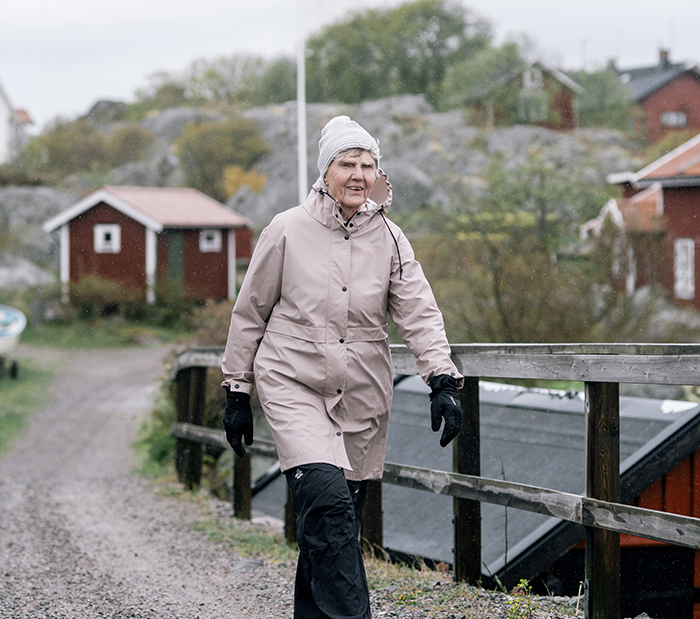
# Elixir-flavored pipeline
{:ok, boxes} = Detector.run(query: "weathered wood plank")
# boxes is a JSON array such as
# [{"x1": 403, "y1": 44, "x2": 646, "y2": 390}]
[
  {"x1": 454, "y1": 377, "x2": 481, "y2": 585},
  {"x1": 234, "y1": 453, "x2": 252, "y2": 520},
  {"x1": 584, "y1": 382, "x2": 621, "y2": 619},
  {"x1": 170, "y1": 422, "x2": 277, "y2": 458},
  {"x1": 171, "y1": 346, "x2": 224, "y2": 377},
  {"x1": 173, "y1": 344, "x2": 700, "y2": 385},
  {"x1": 583, "y1": 498, "x2": 700, "y2": 550},
  {"x1": 382, "y1": 463, "x2": 582, "y2": 523}
]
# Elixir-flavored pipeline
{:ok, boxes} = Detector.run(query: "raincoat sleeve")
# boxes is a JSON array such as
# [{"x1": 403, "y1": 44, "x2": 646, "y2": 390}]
[
  {"x1": 386, "y1": 226, "x2": 463, "y2": 388},
  {"x1": 221, "y1": 227, "x2": 284, "y2": 394}
]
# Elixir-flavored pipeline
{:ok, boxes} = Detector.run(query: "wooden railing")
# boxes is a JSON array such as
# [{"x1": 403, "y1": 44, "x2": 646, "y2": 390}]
[{"x1": 170, "y1": 344, "x2": 700, "y2": 619}]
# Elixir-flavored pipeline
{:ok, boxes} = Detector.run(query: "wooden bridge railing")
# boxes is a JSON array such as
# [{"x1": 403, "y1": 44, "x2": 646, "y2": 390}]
[{"x1": 170, "y1": 343, "x2": 700, "y2": 619}]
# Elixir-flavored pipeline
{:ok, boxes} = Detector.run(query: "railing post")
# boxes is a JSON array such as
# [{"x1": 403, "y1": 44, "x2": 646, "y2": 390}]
[
  {"x1": 362, "y1": 479, "x2": 383, "y2": 555},
  {"x1": 233, "y1": 453, "x2": 252, "y2": 520},
  {"x1": 175, "y1": 367, "x2": 207, "y2": 489},
  {"x1": 454, "y1": 376, "x2": 481, "y2": 585},
  {"x1": 584, "y1": 382, "x2": 621, "y2": 619}
]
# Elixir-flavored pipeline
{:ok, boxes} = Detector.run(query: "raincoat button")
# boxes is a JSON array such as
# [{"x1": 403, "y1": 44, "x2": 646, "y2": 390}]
[
  {"x1": 336, "y1": 432, "x2": 341, "y2": 436},
  {"x1": 234, "y1": 383, "x2": 240, "y2": 389},
  {"x1": 339, "y1": 338, "x2": 345, "y2": 343},
  {"x1": 342, "y1": 286, "x2": 347, "y2": 291},
  {"x1": 337, "y1": 389, "x2": 342, "y2": 394},
  {"x1": 349, "y1": 223, "x2": 354, "y2": 227},
  {"x1": 344, "y1": 234, "x2": 349, "y2": 240}
]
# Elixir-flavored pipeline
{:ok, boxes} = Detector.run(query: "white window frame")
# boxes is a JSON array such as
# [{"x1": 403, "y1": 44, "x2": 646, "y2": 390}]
[
  {"x1": 94, "y1": 224, "x2": 121, "y2": 254},
  {"x1": 199, "y1": 229, "x2": 222, "y2": 253},
  {"x1": 674, "y1": 237, "x2": 695, "y2": 300},
  {"x1": 661, "y1": 111, "x2": 687, "y2": 128}
]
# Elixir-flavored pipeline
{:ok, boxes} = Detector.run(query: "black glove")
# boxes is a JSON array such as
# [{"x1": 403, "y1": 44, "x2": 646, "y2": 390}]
[
  {"x1": 223, "y1": 388, "x2": 253, "y2": 457},
  {"x1": 428, "y1": 374, "x2": 462, "y2": 448}
]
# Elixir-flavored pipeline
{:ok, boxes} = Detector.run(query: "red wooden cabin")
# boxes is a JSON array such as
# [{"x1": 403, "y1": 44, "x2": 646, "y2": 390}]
[
  {"x1": 43, "y1": 186, "x2": 252, "y2": 303},
  {"x1": 617, "y1": 49, "x2": 700, "y2": 142}
]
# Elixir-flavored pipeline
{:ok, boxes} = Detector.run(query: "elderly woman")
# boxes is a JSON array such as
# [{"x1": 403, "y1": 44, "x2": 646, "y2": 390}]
[{"x1": 221, "y1": 116, "x2": 463, "y2": 619}]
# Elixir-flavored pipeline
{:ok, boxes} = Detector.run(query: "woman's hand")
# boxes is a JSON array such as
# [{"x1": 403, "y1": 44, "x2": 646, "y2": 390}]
[
  {"x1": 223, "y1": 389, "x2": 254, "y2": 457},
  {"x1": 428, "y1": 375, "x2": 462, "y2": 447}
]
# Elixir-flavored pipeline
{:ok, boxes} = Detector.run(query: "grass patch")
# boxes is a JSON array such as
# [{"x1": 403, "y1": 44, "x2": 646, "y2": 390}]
[
  {"x1": 133, "y1": 377, "x2": 178, "y2": 478},
  {"x1": 22, "y1": 321, "x2": 182, "y2": 349},
  {"x1": 0, "y1": 359, "x2": 53, "y2": 456},
  {"x1": 191, "y1": 518, "x2": 298, "y2": 563}
]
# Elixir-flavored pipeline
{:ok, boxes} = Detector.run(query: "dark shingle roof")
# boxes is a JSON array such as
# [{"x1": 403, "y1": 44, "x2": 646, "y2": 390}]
[{"x1": 618, "y1": 62, "x2": 698, "y2": 101}]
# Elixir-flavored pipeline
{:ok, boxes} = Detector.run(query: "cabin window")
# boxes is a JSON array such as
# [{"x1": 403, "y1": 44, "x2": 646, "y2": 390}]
[
  {"x1": 523, "y1": 67, "x2": 543, "y2": 89},
  {"x1": 94, "y1": 224, "x2": 121, "y2": 254},
  {"x1": 661, "y1": 111, "x2": 687, "y2": 128},
  {"x1": 674, "y1": 238, "x2": 695, "y2": 300},
  {"x1": 199, "y1": 229, "x2": 222, "y2": 253}
]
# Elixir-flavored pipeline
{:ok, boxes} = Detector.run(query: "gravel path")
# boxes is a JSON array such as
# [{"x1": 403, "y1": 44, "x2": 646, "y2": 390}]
[
  {"x1": 0, "y1": 345, "x2": 588, "y2": 619},
  {"x1": 0, "y1": 345, "x2": 295, "y2": 619}
]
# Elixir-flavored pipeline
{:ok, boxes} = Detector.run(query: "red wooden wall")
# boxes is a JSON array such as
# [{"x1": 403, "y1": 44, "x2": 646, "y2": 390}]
[
  {"x1": 69, "y1": 202, "x2": 146, "y2": 292},
  {"x1": 643, "y1": 73, "x2": 700, "y2": 142}
]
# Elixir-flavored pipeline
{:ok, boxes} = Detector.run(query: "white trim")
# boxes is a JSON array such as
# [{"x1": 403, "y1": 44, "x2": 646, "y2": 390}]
[
  {"x1": 145, "y1": 228, "x2": 157, "y2": 305},
  {"x1": 674, "y1": 238, "x2": 695, "y2": 300},
  {"x1": 43, "y1": 188, "x2": 164, "y2": 233},
  {"x1": 228, "y1": 229, "x2": 237, "y2": 301},
  {"x1": 606, "y1": 133, "x2": 700, "y2": 186},
  {"x1": 93, "y1": 223, "x2": 121, "y2": 253},
  {"x1": 633, "y1": 132, "x2": 700, "y2": 182},
  {"x1": 199, "y1": 229, "x2": 222, "y2": 253},
  {"x1": 59, "y1": 224, "x2": 70, "y2": 304}
]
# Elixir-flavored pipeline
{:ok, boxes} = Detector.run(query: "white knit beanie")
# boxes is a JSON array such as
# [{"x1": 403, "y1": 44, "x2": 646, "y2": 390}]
[{"x1": 317, "y1": 116, "x2": 381, "y2": 176}]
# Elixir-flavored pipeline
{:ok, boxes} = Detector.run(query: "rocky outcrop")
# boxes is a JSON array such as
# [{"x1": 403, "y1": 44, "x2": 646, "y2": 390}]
[
  {"x1": 0, "y1": 186, "x2": 80, "y2": 269},
  {"x1": 229, "y1": 94, "x2": 643, "y2": 226}
]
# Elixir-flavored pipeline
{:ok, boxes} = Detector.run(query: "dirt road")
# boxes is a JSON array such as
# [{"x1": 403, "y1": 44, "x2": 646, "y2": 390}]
[{"x1": 0, "y1": 345, "x2": 294, "y2": 619}]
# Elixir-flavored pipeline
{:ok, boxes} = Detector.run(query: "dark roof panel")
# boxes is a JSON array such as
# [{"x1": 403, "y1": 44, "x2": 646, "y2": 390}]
[{"x1": 383, "y1": 377, "x2": 700, "y2": 572}]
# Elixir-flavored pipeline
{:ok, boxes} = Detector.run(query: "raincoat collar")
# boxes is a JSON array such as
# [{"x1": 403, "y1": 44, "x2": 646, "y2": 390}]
[{"x1": 304, "y1": 169, "x2": 392, "y2": 228}]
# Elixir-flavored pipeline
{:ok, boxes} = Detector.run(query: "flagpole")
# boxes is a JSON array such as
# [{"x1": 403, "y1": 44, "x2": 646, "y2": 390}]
[{"x1": 296, "y1": 0, "x2": 308, "y2": 205}]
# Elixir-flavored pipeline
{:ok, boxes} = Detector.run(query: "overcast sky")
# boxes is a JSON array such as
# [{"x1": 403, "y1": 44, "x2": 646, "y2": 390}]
[{"x1": 1, "y1": 0, "x2": 699, "y2": 132}]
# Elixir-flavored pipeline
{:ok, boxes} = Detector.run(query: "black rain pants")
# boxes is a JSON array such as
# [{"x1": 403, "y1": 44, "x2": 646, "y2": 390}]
[{"x1": 285, "y1": 463, "x2": 371, "y2": 619}]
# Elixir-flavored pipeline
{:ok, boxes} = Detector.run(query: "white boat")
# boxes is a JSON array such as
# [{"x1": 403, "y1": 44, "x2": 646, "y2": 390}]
[{"x1": 0, "y1": 305, "x2": 27, "y2": 355}]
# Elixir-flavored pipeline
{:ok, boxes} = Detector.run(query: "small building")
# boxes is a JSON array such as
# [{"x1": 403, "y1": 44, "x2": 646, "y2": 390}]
[
  {"x1": 616, "y1": 49, "x2": 700, "y2": 142},
  {"x1": 0, "y1": 80, "x2": 32, "y2": 164},
  {"x1": 587, "y1": 133, "x2": 700, "y2": 310},
  {"x1": 471, "y1": 61, "x2": 583, "y2": 130},
  {"x1": 42, "y1": 185, "x2": 253, "y2": 304}
]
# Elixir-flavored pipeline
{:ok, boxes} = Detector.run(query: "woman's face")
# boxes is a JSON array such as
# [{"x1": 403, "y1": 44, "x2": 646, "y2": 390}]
[{"x1": 324, "y1": 150, "x2": 377, "y2": 215}]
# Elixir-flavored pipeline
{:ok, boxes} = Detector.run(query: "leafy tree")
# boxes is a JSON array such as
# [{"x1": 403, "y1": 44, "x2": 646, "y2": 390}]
[
  {"x1": 250, "y1": 57, "x2": 297, "y2": 106},
  {"x1": 439, "y1": 42, "x2": 526, "y2": 119},
  {"x1": 105, "y1": 125, "x2": 156, "y2": 168},
  {"x1": 305, "y1": 0, "x2": 492, "y2": 104},
  {"x1": 175, "y1": 117, "x2": 270, "y2": 201},
  {"x1": 184, "y1": 55, "x2": 266, "y2": 106},
  {"x1": 21, "y1": 119, "x2": 107, "y2": 177},
  {"x1": 574, "y1": 67, "x2": 636, "y2": 130},
  {"x1": 405, "y1": 152, "x2": 625, "y2": 344},
  {"x1": 129, "y1": 75, "x2": 195, "y2": 118}
]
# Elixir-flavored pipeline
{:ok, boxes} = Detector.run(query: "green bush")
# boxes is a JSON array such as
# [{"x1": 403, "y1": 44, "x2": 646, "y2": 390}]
[{"x1": 176, "y1": 116, "x2": 269, "y2": 201}]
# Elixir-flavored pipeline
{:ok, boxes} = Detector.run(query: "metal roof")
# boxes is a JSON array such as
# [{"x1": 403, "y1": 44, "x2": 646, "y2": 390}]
[
  {"x1": 251, "y1": 377, "x2": 700, "y2": 583},
  {"x1": 382, "y1": 377, "x2": 700, "y2": 577},
  {"x1": 43, "y1": 185, "x2": 251, "y2": 234}
]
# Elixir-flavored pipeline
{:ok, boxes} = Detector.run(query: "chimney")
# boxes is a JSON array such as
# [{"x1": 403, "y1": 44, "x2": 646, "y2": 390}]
[
  {"x1": 659, "y1": 49, "x2": 670, "y2": 66},
  {"x1": 607, "y1": 58, "x2": 617, "y2": 71}
]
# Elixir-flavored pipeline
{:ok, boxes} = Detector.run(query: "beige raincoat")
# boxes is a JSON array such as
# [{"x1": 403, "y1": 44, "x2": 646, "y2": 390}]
[{"x1": 221, "y1": 171, "x2": 462, "y2": 480}]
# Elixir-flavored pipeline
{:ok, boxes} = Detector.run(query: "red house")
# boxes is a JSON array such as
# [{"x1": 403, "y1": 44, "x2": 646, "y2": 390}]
[
  {"x1": 617, "y1": 49, "x2": 700, "y2": 142},
  {"x1": 43, "y1": 186, "x2": 252, "y2": 303},
  {"x1": 585, "y1": 133, "x2": 700, "y2": 309}
]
